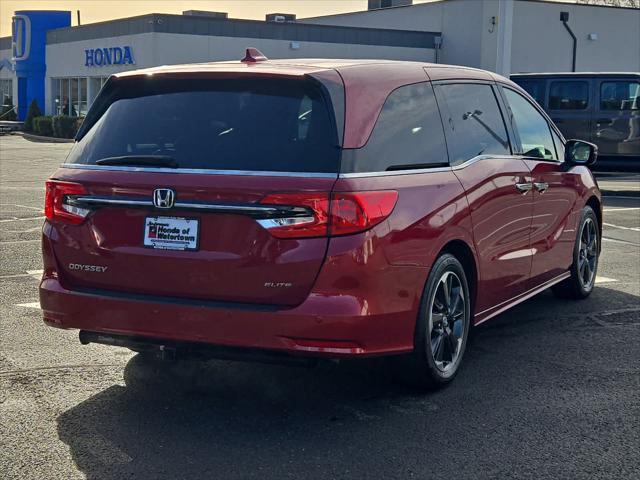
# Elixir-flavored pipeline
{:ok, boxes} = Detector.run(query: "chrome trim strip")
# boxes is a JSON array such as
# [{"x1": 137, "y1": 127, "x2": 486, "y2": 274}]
[
  {"x1": 61, "y1": 163, "x2": 337, "y2": 178},
  {"x1": 338, "y1": 166, "x2": 452, "y2": 179},
  {"x1": 337, "y1": 155, "x2": 508, "y2": 179},
  {"x1": 75, "y1": 197, "x2": 153, "y2": 207},
  {"x1": 73, "y1": 196, "x2": 287, "y2": 216},
  {"x1": 173, "y1": 202, "x2": 281, "y2": 214}
]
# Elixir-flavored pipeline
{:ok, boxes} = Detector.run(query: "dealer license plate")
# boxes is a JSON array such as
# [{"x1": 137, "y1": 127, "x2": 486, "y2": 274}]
[{"x1": 144, "y1": 216, "x2": 199, "y2": 251}]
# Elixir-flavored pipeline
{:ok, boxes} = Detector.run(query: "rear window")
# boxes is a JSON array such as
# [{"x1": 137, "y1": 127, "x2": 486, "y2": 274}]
[
  {"x1": 549, "y1": 81, "x2": 589, "y2": 110},
  {"x1": 67, "y1": 77, "x2": 340, "y2": 173}
]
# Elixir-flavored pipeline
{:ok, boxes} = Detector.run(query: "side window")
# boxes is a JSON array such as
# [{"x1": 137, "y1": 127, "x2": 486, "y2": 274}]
[
  {"x1": 503, "y1": 88, "x2": 557, "y2": 160},
  {"x1": 515, "y1": 80, "x2": 545, "y2": 106},
  {"x1": 600, "y1": 81, "x2": 640, "y2": 111},
  {"x1": 549, "y1": 81, "x2": 589, "y2": 110},
  {"x1": 341, "y1": 82, "x2": 449, "y2": 173},
  {"x1": 436, "y1": 83, "x2": 510, "y2": 165}
]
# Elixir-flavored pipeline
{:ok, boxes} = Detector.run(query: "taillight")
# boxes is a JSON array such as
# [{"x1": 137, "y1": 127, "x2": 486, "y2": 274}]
[
  {"x1": 259, "y1": 191, "x2": 397, "y2": 238},
  {"x1": 330, "y1": 191, "x2": 398, "y2": 236},
  {"x1": 259, "y1": 193, "x2": 330, "y2": 238},
  {"x1": 44, "y1": 181, "x2": 89, "y2": 225}
]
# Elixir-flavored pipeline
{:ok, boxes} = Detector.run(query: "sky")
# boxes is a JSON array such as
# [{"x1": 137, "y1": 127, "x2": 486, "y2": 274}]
[{"x1": 0, "y1": 0, "x2": 440, "y2": 37}]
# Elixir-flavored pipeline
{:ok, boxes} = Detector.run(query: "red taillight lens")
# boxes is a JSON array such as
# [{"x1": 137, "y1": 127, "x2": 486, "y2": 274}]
[
  {"x1": 259, "y1": 191, "x2": 397, "y2": 238},
  {"x1": 44, "y1": 180, "x2": 89, "y2": 225},
  {"x1": 330, "y1": 191, "x2": 398, "y2": 236}
]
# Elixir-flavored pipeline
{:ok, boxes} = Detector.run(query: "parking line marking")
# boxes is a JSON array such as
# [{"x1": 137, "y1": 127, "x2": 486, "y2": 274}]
[
  {"x1": 0, "y1": 239, "x2": 40, "y2": 245},
  {"x1": 0, "y1": 216, "x2": 44, "y2": 223},
  {"x1": 602, "y1": 237, "x2": 640, "y2": 246},
  {"x1": 0, "y1": 204, "x2": 41, "y2": 211},
  {"x1": 16, "y1": 302, "x2": 40, "y2": 309},
  {"x1": 26, "y1": 269, "x2": 43, "y2": 280},
  {"x1": 595, "y1": 276, "x2": 618, "y2": 284},
  {"x1": 603, "y1": 222, "x2": 640, "y2": 232},
  {"x1": 603, "y1": 207, "x2": 640, "y2": 212}
]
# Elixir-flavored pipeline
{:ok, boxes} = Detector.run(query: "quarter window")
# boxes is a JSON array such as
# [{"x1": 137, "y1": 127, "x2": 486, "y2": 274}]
[
  {"x1": 340, "y1": 82, "x2": 449, "y2": 173},
  {"x1": 436, "y1": 83, "x2": 510, "y2": 165},
  {"x1": 503, "y1": 88, "x2": 557, "y2": 160},
  {"x1": 549, "y1": 81, "x2": 589, "y2": 110},
  {"x1": 600, "y1": 81, "x2": 639, "y2": 110}
]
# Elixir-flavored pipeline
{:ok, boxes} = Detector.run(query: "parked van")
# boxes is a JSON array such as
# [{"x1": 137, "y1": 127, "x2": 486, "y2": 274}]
[
  {"x1": 41, "y1": 52, "x2": 602, "y2": 389},
  {"x1": 511, "y1": 73, "x2": 639, "y2": 170}
]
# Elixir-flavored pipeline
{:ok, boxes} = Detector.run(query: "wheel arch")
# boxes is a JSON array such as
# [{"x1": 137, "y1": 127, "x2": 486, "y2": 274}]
[
  {"x1": 585, "y1": 195, "x2": 602, "y2": 252},
  {"x1": 439, "y1": 239, "x2": 478, "y2": 315}
]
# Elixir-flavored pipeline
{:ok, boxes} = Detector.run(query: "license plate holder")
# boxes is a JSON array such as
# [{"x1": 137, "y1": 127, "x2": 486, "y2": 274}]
[{"x1": 144, "y1": 216, "x2": 199, "y2": 251}]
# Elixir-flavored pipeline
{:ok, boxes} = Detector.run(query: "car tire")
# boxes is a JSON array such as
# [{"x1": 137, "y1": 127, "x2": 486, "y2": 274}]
[
  {"x1": 391, "y1": 253, "x2": 471, "y2": 390},
  {"x1": 552, "y1": 205, "x2": 599, "y2": 300}
]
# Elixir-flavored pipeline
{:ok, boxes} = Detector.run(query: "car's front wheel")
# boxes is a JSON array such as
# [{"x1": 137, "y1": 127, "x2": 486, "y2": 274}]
[
  {"x1": 552, "y1": 205, "x2": 599, "y2": 299},
  {"x1": 392, "y1": 253, "x2": 471, "y2": 390}
]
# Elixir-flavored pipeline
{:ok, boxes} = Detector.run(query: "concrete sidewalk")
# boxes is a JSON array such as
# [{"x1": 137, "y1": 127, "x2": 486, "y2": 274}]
[{"x1": 595, "y1": 173, "x2": 640, "y2": 197}]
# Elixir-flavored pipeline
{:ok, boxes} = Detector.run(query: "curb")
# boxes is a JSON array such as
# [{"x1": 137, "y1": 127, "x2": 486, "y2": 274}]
[{"x1": 19, "y1": 132, "x2": 75, "y2": 144}]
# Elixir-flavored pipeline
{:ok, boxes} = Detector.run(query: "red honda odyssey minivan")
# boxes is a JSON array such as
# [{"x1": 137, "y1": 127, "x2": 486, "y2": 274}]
[{"x1": 40, "y1": 51, "x2": 602, "y2": 388}]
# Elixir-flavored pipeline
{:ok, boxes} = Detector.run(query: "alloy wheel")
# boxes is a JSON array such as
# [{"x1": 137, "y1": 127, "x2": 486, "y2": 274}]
[
  {"x1": 428, "y1": 271, "x2": 466, "y2": 373},
  {"x1": 578, "y1": 217, "x2": 598, "y2": 290}
]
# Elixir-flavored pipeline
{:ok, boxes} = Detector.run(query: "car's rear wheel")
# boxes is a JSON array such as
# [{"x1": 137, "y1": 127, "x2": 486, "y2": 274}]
[
  {"x1": 552, "y1": 205, "x2": 599, "y2": 299},
  {"x1": 391, "y1": 253, "x2": 471, "y2": 390}
]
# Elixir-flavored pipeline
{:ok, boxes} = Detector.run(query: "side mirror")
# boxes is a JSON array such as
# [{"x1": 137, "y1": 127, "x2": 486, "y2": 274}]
[{"x1": 565, "y1": 139, "x2": 597, "y2": 167}]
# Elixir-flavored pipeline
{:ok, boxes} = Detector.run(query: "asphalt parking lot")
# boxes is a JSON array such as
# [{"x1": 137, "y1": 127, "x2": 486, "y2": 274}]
[{"x1": 0, "y1": 134, "x2": 638, "y2": 479}]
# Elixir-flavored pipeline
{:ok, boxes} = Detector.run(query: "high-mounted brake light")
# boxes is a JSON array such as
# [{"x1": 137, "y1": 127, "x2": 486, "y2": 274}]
[
  {"x1": 44, "y1": 181, "x2": 89, "y2": 225},
  {"x1": 259, "y1": 191, "x2": 397, "y2": 239}
]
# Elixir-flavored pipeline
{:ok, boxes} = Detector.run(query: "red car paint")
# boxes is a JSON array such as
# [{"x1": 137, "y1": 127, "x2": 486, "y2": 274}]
[{"x1": 39, "y1": 58, "x2": 601, "y2": 358}]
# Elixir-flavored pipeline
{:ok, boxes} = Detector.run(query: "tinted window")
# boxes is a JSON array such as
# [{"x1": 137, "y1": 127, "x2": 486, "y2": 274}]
[
  {"x1": 600, "y1": 81, "x2": 640, "y2": 110},
  {"x1": 340, "y1": 82, "x2": 448, "y2": 173},
  {"x1": 515, "y1": 79, "x2": 545, "y2": 105},
  {"x1": 436, "y1": 83, "x2": 510, "y2": 165},
  {"x1": 67, "y1": 77, "x2": 339, "y2": 173},
  {"x1": 504, "y1": 88, "x2": 557, "y2": 160},
  {"x1": 549, "y1": 81, "x2": 589, "y2": 110}
]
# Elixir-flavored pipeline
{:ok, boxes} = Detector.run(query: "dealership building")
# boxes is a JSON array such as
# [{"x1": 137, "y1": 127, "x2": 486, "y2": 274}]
[{"x1": 1, "y1": 0, "x2": 639, "y2": 120}]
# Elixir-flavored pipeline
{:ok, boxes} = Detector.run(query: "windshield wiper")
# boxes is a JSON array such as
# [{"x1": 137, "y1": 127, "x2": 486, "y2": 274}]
[{"x1": 95, "y1": 155, "x2": 179, "y2": 168}]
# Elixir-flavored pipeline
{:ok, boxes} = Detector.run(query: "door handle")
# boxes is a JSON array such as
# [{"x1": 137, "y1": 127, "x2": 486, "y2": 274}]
[
  {"x1": 515, "y1": 182, "x2": 533, "y2": 194},
  {"x1": 534, "y1": 182, "x2": 549, "y2": 193}
]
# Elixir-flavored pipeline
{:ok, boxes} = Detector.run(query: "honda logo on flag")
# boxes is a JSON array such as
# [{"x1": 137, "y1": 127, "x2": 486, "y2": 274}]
[{"x1": 153, "y1": 188, "x2": 175, "y2": 209}]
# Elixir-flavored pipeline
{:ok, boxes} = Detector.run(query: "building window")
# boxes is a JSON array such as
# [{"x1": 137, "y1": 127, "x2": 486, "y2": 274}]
[
  {"x1": 549, "y1": 81, "x2": 589, "y2": 110},
  {"x1": 0, "y1": 79, "x2": 12, "y2": 103},
  {"x1": 52, "y1": 76, "x2": 108, "y2": 116}
]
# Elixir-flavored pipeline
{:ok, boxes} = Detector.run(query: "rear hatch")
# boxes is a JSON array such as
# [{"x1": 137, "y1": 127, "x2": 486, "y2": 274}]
[{"x1": 47, "y1": 72, "x2": 343, "y2": 306}]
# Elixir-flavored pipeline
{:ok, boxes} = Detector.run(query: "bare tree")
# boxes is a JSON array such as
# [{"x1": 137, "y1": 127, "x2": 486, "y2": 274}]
[{"x1": 577, "y1": 0, "x2": 640, "y2": 8}]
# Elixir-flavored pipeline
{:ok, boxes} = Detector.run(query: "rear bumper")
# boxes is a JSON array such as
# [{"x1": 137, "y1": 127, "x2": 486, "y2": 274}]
[{"x1": 39, "y1": 277, "x2": 417, "y2": 358}]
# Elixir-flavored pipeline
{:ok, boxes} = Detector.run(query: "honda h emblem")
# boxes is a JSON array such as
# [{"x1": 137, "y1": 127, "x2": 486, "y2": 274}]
[{"x1": 153, "y1": 188, "x2": 175, "y2": 209}]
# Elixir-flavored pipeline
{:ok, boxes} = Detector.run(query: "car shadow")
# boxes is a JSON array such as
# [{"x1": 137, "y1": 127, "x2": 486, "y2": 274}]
[{"x1": 56, "y1": 286, "x2": 639, "y2": 479}]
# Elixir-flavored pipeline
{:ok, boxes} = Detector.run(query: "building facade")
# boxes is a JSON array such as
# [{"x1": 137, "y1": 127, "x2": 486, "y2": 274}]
[{"x1": 1, "y1": 0, "x2": 638, "y2": 121}]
